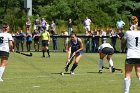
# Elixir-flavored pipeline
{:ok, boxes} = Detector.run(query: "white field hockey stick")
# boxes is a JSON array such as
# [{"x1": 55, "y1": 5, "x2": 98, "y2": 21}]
[{"x1": 61, "y1": 54, "x2": 75, "y2": 75}]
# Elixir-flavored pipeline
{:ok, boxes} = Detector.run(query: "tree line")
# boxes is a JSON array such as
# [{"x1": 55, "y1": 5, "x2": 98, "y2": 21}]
[{"x1": 0, "y1": 0, "x2": 140, "y2": 32}]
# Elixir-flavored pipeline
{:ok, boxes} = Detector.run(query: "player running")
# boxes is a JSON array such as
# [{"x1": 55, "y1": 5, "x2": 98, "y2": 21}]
[
  {"x1": 123, "y1": 16, "x2": 140, "y2": 93},
  {"x1": 0, "y1": 23, "x2": 14, "y2": 81},
  {"x1": 98, "y1": 42, "x2": 115, "y2": 73},
  {"x1": 64, "y1": 32, "x2": 84, "y2": 75}
]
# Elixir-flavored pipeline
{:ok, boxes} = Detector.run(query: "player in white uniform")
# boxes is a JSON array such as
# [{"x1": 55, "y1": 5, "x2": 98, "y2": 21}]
[
  {"x1": 98, "y1": 43, "x2": 115, "y2": 73},
  {"x1": 0, "y1": 23, "x2": 14, "y2": 82},
  {"x1": 123, "y1": 16, "x2": 140, "y2": 93}
]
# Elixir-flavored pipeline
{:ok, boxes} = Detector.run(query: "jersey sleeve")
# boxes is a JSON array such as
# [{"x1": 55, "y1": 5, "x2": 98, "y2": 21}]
[
  {"x1": 8, "y1": 34, "x2": 13, "y2": 41},
  {"x1": 123, "y1": 31, "x2": 128, "y2": 40}
]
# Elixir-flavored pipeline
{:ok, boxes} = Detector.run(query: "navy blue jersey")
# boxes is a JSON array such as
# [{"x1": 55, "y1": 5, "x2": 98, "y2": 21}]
[
  {"x1": 70, "y1": 37, "x2": 84, "y2": 55},
  {"x1": 71, "y1": 37, "x2": 80, "y2": 53}
]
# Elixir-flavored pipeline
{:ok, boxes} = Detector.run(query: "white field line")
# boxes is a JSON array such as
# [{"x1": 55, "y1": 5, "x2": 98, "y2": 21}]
[{"x1": 4, "y1": 72, "x2": 123, "y2": 80}]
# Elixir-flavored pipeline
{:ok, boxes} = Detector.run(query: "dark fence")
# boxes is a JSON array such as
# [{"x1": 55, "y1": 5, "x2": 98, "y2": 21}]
[{"x1": 13, "y1": 35, "x2": 122, "y2": 53}]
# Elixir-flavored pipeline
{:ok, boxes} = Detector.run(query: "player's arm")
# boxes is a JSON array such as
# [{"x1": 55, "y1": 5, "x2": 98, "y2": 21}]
[
  {"x1": 75, "y1": 38, "x2": 84, "y2": 53},
  {"x1": 48, "y1": 32, "x2": 51, "y2": 44},
  {"x1": 9, "y1": 40, "x2": 14, "y2": 52},
  {"x1": 8, "y1": 34, "x2": 14, "y2": 52}
]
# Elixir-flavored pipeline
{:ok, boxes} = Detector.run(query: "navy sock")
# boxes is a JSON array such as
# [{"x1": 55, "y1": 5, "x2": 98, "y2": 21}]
[
  {"x1": 47, "y1": 49, "x2": 50, "y2": 56},
  {"x1": 70, "y1": 63, "x2": 78, "y2": 72},
  {"x1": 43, "y1": 50, "x2": 45, "y2": 56}
]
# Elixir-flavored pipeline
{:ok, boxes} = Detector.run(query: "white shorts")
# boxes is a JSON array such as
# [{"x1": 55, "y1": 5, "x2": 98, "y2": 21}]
[{"x1": 84, "y1": 26, "x2": 90, "y2": 31}]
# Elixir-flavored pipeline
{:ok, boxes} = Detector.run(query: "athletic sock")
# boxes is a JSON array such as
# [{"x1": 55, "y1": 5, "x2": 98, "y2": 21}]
[
  {"x1": 108, "y1": 59, "x2": 113, "y2": 67},
  {"x1": 124, "y1": 78, "x2": 131, "y2": 93},
  {"x1": 139, "y1": 77, "x2": 140, "y2": 83},
  {"x1": 0, "y1": 66, "x2": 5, "y2": 78},
  {"x1": 98, "y1": 59, "x2": 103, "y2": 70},
  {"x1": 70, "y1": 63, "x2": 78, "y2": 72},
  {"x1": 47, "y1": 49, "x2": 50, "y2": 56},
  {"x1": 42, "y1": 50, "x2": 45, "y2": 56}
]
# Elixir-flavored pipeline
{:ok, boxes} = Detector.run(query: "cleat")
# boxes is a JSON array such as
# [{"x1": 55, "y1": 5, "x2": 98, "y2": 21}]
[
  {"x1": 42, "y1": 55, "x2": 45, "y2": 57},
  {"x1": 70, "y1": 71, "x2": 75, "y2": 75},
  {"x1": 0, "y1": 78, "x2": 3, "y2": 82},
  {"x1": 65, "y1": 66, "x2": 68, "y2": 72},
  {"x1": 48, "y1": 55, "x2": 50, "y2": 58},
  {"x1": 61, "y1": 72, "x2": 64, "y2": 75},
  {"x1": 98, "y1": 70, "x2": 102, "y2": 74},
  {"x1": 111, "y1": 66, "x2": 115, "y2": 73}
]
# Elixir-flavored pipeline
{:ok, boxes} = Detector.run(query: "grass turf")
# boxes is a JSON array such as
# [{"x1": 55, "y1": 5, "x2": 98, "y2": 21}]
[{"x1": 0, "y1": 52, "x2": 139, "y2": 93}]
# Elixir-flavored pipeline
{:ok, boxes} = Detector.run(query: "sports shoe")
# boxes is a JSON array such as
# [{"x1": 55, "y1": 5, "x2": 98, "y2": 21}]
[
  {"x1": 61, "y1": 72, "x2": 64, "y2": 75},
  {"x1": 48, "y1": 55, "x2": 50, "y2": 58},
  {"x1": 0, "y1": 78, "x2": 3, "y2": 82},
  {"x1": 98, "y1": 70, "x2": 103, "y2": 74},
  {"x1": 70, "y1": 71, "x2": 75, "y2": 75},
  {"x1": 111, "y1": 66, "x2": 115, "y2": 73},
  {"x1": 42, "y1": 55, "x2": 45, "y2": 57},
  {"x1": 65, "y1": 66, "x2": 69, "y2": 72}
]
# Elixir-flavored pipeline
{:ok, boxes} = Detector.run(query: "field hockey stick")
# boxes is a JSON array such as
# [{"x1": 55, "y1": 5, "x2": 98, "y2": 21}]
[
  {"x1": 16, "y1": 51, "x2": 32, "y2": 57},
  {"x1": 102, "y1": 66, "x2": 123, "y2": 73},
  {"x1": 61, "y1": 54, "x2": 75, "y2": 75}
]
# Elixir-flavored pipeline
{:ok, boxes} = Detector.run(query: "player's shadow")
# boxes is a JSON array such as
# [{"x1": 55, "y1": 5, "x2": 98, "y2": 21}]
[
  {"x1": 51, "y1": 72, "x2": 70, "y2": 75},
  {"x1": 87, "y1": 71, "x2": 110, "y2": 74},
  {"x1": 87, "y1": 72, "x2": 99, "y2": 74}
]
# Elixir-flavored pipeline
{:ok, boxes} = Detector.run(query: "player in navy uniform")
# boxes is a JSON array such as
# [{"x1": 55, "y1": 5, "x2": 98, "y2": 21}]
[{"x1": 65, "y1": 32, "x2": 84, "y2": 75}]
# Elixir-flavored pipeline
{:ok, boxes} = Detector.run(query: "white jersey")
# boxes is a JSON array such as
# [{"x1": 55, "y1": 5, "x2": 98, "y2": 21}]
[
  {"x1": 98, "y1": 43, "x2": 113, "y2": 51},
  {"x1": 0, "y1": 32, "x2": 13, "y2": 52},
  {"x1": 123, "y1": 31, "x2": 140, "y2": 58}
]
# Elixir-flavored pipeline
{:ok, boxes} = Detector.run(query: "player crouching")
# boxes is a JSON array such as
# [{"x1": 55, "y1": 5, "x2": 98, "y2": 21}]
[{"x1": 98, "y1": 43, "x2": 115, "y2": 73}]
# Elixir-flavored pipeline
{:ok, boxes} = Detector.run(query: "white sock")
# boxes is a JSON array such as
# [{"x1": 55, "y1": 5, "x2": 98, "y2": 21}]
[
  {"x1": 98, "y1": 59, "x2": 103, "y2": 70},
  {"x1": 124, "y1": 78, "x2": 131, "y2": 93},
  {"x1": 108, "y1": 59, "x2": 113, "y2": 67},
  {"x1": 0, "y1": 67, "x2": 5, "y2": 78},
  {"x1": 139, "y1": 77, "x2": 140, "y2": 83}
]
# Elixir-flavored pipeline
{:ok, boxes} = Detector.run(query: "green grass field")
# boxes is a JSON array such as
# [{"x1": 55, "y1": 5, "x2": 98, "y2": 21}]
[{"x1": 0, "y1": 52, "x2": 140, "y2": 93}]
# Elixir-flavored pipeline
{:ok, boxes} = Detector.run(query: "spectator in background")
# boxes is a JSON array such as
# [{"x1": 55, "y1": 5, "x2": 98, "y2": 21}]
[
  {"x1": 32, "y1": 29, "x2": 40, "y2": 52},
  {"x1": 99, "y1": 29, "x2": 107, "y2": 44},
  {"x1": 51, "y1": 31, "x2": 58, "y2": 51},
  {"x1": 109, "y1": 28, "x2": 117, "y2": 52},
  {"x1": 34, "y1": 14, "x2": 40, "y2": 30},
  {"x1": 116, "y1": 18, "x2": 125, "y2": 31},
  {"x1": 15, "y1": 31, "x2": 21, "y2": 51},
  {"x1": 19, "y1": 30, "x2": 25, "y2": 51},
  {"x1": 91, "y1": 30, "x2": 96, "y2": 53},
  {"x1": 61, "y1": 30, "x2": 69, "y2": 52},
  {"x1": 117, "y1": 29, "x2": 125, "y2": 53},
  {"x1": 38, "y1": 20, "x2": 42, "y2": 33},
  {"x1": 26, "y1": 31, "x2": 32, "y2": 51},
  {"x1": 41, "y1": 18, "x2": 47, "y2": 31},
  {"x1": 50, "y1": 20, "x2": 56, "y2": 34},
  {"x1": 45, "y1": 22, "x2": 50, "y2": 32},
  {"x1": 83, "y1": 16, "x2": 92, "y2": 33},
  {"x1": 26, "y1": 17, "x2": 31, "y2": 32},
  {"x1": 67, "y1": 18, "x2": 73, "y2": 35},
  {"x1": 84, "y1": 31, "x2": 90, "y2": 53},
  {"x1": 94, "y1": 29, "x2": 100, "y2": 52}
]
